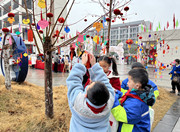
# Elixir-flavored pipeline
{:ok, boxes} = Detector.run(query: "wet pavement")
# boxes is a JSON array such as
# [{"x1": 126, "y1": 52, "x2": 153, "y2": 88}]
[{"x1": 25, "y1": 64, "x2": 172, "y2": 88}]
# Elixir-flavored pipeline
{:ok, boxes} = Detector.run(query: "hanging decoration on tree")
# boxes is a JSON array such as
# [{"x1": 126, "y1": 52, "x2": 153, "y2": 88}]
[
  {"x1": 93, "y1": 35, "x2": 100, "y2": 44},
  {"x1": 28, "y1": 29, "x2": 33, "y2": 42},
  {"x1": 7, "y1": 13, "x2": 15, "y2": 24},
  {"x1": 93, "y1": 22, "x2": 103, "y2": 33},
  {"x1": 64, "y1": 26, "x2": 70, "y2": 33},
  {"x1": 38, "y1": 19, "x2": 49, "y2": 29},
  {"x1": 23, "y1": 19, "x2": 30, "y2": 24},
  {"x1": 58, "y1": 17, "x2": 65, "y2": 23},
  {"x1": 38, "y1": 0, "x2": 46, "y2": 9},
  {"x1": 126, "y1": 39, "x2": 133, "y2": 49}
]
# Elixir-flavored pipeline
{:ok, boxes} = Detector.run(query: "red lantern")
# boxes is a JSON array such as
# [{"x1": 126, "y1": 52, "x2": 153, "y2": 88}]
[
  {"x1": 124, "y1": 6, "x2": 129, "y2": 12},
  {"x1": 39, "y1": 53, "x2": 43, "y2": 56},
  {"x1": 84, "y1": 19, "x2": 87, "y2": 22},
  {"x1": 47, "y1": 13, "x2": 53, "y2": 18},
  {"x1": 86, "y1": 35, "x2": 90, "y2": 38},
  {"x1": 126, "y1": 39, "x2": 133, "y2": 45},
  {"x1": 113, "y1": 9, "x2": 121, "y2": 15},
  {"x1": 120, "y1": 12, "x2": 123, "y2": 16},
  {"x1": 58, "y1": 17, "x2": 65, "y2": 23},
  {"x1": 91, "y1": 36, "x2": 93, "y2": 39},
  {"x1": 107, "y1": 3, "x2": 110, "y2": 6},
  {"x1": 139, "y1": 36, "x2": 143, "y2": 39},
  {"x1": 60, "y1": 36, "x2": 64, "y2": 39},
  {"x1": 106, "y1": 18, "x2": 111, "y2": 22},
  {"x1": 8, "y1": 13, "x2": 15, "y2": 17},
  {"x1": 31, "y1": 23, "x2": 35, "y2": 26},
  {"x1": 39, "y1": 30, "x2": 43, "y2": 34},
  {"x1": 2, "y1": 28, "x2": 9, "y2": 33},
  {"x1": 112, "y1": 20, "x2": 115, "y2": 23},
  {"x1": 122, "y1": 18, "x2": 126, "y2": 23}
]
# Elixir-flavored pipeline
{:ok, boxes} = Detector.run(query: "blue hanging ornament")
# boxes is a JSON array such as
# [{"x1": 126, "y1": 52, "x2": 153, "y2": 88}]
[
  {"x1": 37, "y1": 23, "x2": 40, "y2": 30},
  {"x1": 64, "y1": 26, "x2": 70, "y2": 33}
]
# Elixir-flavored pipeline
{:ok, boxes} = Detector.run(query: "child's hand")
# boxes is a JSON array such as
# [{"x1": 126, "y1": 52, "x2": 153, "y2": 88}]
[
  {"x1": 82, "y1": 53, "x2": 88, "y2": 65},
  {"x1": 115, "y1": 90, "x2": 123, "y2": 99},
  {"x1": 89, "y1": 54, "x2": 96, "y2": 66}
]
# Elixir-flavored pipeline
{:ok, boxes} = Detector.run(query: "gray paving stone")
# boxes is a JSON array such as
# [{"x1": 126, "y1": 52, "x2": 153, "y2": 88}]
[
  {"x1": 166, "y1": 105, "x2": 180, "y2": 116},
  {"x1": 159, "y1": 114, "x2": 179, "y2": 127},
  {"x1": 172, "y1": 118, "x2": 180, "y2": 132},
  {"x1": 153, "y1": 122, "x2": 174, "y2": 132}
]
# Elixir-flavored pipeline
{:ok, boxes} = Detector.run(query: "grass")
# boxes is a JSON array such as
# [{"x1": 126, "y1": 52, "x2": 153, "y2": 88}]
[{"x1": 0, "y1": 75, "x2": 178, "y2": 132}]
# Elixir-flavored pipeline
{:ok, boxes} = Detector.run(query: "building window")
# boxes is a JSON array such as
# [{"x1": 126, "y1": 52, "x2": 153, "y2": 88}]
[
  {"x1": 22, "y1": 0, "x2": 32, "y2": 9},
  {"x1": 3, "y1": 2, "x2": 11, "y2": 15},
  {"x1": 14, "y1": 15, "x2": 19, "y2": 25},
  {"x1": 13, "y1": 0, "x2": 19, "y2": 10},
  {"x1": 23, "y1": 28, "x2": 28, "y2": 40}
]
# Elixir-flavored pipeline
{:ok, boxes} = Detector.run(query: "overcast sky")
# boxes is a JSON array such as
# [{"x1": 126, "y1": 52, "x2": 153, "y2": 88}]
[{"x1": 67, "y1": 0, "x2": 180, "y2": 34}]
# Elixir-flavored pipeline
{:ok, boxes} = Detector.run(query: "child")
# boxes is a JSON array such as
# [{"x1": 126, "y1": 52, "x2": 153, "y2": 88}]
[
  {"x1": 98, "y1": 56, "x2": 121, "y2": 91},
  {"x1": 66, "y1": 53, "x2": 115, "y2": 132},
  {"x1": 121, "y1": 62, "x2": 159, "y2": 98},
  {"x1": 169, "y1": 59, "x2": 180, "y2": 95},
  {"x1": 112, "y1": 68, "x2": 155, "y2": 132}
]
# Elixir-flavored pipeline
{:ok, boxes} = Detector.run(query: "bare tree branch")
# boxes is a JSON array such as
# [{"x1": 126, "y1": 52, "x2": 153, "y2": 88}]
[
  {"x1": 23, "y1": 0, "x2": 42, "y2": 56},
  {"x1": 49, "y1": 0, "x2": 70, "y2": 37}
]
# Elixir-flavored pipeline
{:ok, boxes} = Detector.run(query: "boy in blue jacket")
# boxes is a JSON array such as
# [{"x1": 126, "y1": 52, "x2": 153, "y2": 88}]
[
  {"x1": 66, "y1": 53, "x2": 114, "y2": 132},
  {"x1": 121, "y1": 62, "x2": 159, "y2": 99},
  {"x1": 112, "y1": 68, "x2": 155, "y2": 132}
]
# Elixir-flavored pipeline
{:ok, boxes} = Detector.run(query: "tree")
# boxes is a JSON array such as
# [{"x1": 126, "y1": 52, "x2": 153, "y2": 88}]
[
  {"x1": 12, "y1": 0, "x2": 111, "y2": 118},
  {"x1": 91, "y1": 0, "x2": 131, "y2": 55}
]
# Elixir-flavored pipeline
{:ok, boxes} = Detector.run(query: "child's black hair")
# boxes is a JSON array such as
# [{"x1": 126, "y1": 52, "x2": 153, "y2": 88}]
[
  {"x1": 87, "y1": 81, "x2": 109, "y2": 106},
  {"x1": 175, "y1": 59, "x2": 180, "y2": 64},
  {"x1": 131, "y1": 62, "x2": 144, "y2": 69},
  {"x1": 128, "y1": 68, "x2": 148, "y2": 88},
  {"x1": 98, "y1": 55, "x2": 119, "y2": 76}
]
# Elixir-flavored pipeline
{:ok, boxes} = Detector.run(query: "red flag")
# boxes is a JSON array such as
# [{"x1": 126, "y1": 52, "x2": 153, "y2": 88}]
[
  {"x1": 173, "y1": 14, "x2": 175, "y2": 29},
  {"x1": 164, "y1": 26, "x2": 166, "y2": 31},
  {"x1": 150, "y1": 22, "x2": 152, "y2": 30},
  {"x1": 167, "y1": 21, "x2": 169, "y2": 29},
  {"x1": 144, "y1": 26, "x2": 146, "y2": 32}
]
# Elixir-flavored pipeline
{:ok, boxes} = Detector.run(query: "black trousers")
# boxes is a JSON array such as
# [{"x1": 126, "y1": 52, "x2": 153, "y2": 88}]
[
  {"x1": 54, "y1": 62, "x2": 58, "y2": 73},
  {"x1": 171, "y1": 81, "x2": 180, "y2": 92}
]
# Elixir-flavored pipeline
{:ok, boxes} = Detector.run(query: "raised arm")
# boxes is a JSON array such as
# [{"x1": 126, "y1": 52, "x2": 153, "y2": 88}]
[
  {"x1": 88, "y1": 54, "x2": 114, "y2": 96},
  {"x1": 66, "y1": 53, "x2": 88, "y2": 105}
]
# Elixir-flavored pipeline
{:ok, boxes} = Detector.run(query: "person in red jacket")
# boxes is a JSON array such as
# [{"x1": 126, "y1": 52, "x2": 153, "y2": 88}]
[{"x1": 98, "y1": 55, "x2": 121, "y2": 91}]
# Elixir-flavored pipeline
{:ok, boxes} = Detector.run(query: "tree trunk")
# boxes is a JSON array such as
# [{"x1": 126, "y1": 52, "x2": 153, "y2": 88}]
[
  {"x1": 3, "y1": 45, "x2": 11, "y2": 90},
  {"x1": 44, "y1": 37, "x2": 53, "y2": 118}
]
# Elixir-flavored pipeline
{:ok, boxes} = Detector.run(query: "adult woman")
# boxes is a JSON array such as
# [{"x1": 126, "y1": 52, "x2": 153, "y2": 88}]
[{"x1": 169, "y1": 59, "x2": 180, "y2": 96}]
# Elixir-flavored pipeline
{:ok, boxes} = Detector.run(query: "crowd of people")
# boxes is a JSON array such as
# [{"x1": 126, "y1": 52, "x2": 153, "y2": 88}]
[{"x1": 66, "y1": 51, "x2": 180, "y2": 132}]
